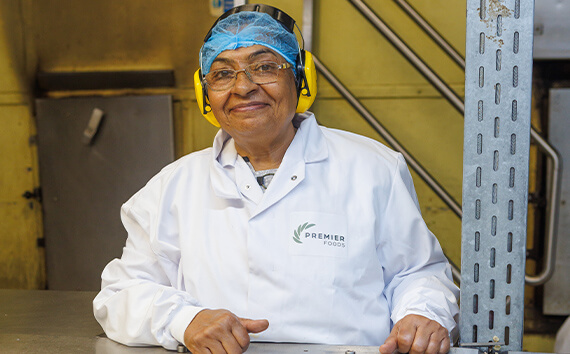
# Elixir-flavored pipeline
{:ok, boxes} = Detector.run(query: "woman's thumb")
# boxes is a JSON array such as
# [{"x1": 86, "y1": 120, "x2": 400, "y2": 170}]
[{"x1": 239, "y1": 318, "x2": 269, "y2": 333}]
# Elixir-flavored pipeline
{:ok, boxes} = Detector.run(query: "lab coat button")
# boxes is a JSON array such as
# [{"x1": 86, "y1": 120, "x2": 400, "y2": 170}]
[
  {"x1": 291, "y1": 175, "x2": 297, "y2": 181},
  {"x1": 245, "y1": 185, "x2": 250, "y2": 189}
]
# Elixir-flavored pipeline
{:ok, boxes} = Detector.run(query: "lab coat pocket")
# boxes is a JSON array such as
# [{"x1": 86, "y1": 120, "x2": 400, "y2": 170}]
[
  {"x1": 288, "y1": 212, "x2": 348, "y2": 259},
  {"x1": 270, "y1": 212, "x2": 349, "y2": 342},
  {"x1": 288, "y1": 211, "x2": 348, "y2": 287}
]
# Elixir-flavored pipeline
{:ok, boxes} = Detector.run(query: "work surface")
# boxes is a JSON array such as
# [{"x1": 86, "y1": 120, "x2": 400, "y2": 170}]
[
  {"x1": 0, "y1": 289, "x2": 477, "y2": 353},
  {"x1": 0, "y1": 289, "x2": 382, "y2": 353}
]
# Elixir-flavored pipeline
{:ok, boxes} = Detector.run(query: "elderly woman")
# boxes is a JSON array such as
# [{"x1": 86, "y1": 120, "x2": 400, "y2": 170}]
[{"x1": 93, "y1": 4, "x2": 459, "y2": 354}]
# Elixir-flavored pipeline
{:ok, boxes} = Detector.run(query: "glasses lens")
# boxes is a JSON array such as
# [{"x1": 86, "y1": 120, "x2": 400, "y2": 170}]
[
  {"x1": 205, "y1": 69, "x2": 235, "y2": 91},
  {"x1": 248, "y1": 62, "x2": 280, "y2": 84}
]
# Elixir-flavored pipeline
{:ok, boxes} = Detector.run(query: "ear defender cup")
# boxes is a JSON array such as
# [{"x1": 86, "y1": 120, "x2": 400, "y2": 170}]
[
  {"x1": 295, "y1": 50, "x2": 317, "y2": 114},
  {"x1": 194, "y1": 69, "x2": 220, "y2": 127}
]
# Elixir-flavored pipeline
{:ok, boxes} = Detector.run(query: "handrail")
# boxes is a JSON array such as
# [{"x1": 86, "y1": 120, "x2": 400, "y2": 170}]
[
  {"x1": 347, "y1": 0, "x2": 562, "y2": 285},
  {"x1": 393, "y1": 0, "x2": 465, "y2": 70},
  {"x1": 525, "y1": 130, "x2": 562, "y2": 285},
  {"x1": 313, "y1": 55, "x2": 462, "y2": 284}
]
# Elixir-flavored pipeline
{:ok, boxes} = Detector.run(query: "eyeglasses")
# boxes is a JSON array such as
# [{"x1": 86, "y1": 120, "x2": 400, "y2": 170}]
[{"x1": 204, "y1": 61, "x2": 293, "y2": 91}]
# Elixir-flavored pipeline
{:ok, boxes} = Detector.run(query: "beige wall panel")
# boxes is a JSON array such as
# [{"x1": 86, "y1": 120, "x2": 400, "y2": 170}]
[
  {"x1": 176, "y1": 96, "x2": 219, "y2": 156},
  {"x1": 33, "y1": 0, "x2": 217, "y2": 88},
  {"x1": 412, "y1": 171, "x2": 462, "y2": 265},
  {"x1": 0, "y1": 201, "x2": 43, "y2": 288},
  {"x1": 0, "y1": 105, "x2": 44, "y2": 289},
  {"x1": 406, "y1": 0, "x2": 466, "y2": 57},
  {"x1": 0, "y1": 107, "x2": 36, "y2": 199},
  {"x1": 190, "y1": 107, "x2": 220, "y2": 153},
  {"x1": 313, "y1": 0, "x2": 465, "y2": 90},
  {"x1": 0, "y1": 0, "x2": 43, "y2": 289},
  {"x1": 312, "y1": 98, "x2": 464, "y2": 198},
  {"x1": 0, "y1": 0, "x2": 27, "y2": 94},
  {"x1": 523, "y1": 333, "x2": 555, "y2": 353}
]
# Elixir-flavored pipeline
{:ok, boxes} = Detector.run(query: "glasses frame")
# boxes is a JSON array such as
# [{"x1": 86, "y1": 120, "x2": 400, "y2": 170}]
[{"x1": 204, "y1": 61, "x2": 293, "y2": 92}]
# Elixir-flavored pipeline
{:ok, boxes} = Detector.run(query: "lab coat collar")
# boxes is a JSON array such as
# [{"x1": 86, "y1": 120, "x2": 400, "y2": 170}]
[
  {"x1": 296, "y1": 112, "x2": 328, "y2": 164},
  {"x1": 209, "y1": 112, "x2": 328, "y2": 200},
  {"x1": 213, "y1": 130, "x2": 237, "y2": 168},
  {"x1": 210, "y1": 130, "x2": 241, "y2": 199}
]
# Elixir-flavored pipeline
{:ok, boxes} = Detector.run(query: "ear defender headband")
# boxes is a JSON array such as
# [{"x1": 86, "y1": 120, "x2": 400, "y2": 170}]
[{"x1": 194, "y1": 4, "x2": 317, "y2": 127}]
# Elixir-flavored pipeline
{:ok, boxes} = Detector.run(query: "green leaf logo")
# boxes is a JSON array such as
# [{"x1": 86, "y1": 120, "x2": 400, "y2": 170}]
[{"x1": 293, "y1": 222, "x2": 315, "y2": 244}]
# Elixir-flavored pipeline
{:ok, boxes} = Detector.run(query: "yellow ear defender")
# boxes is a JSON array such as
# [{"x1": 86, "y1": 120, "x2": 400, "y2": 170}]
[
  {"x1": 295, "y1": 50, "x2": 317, "y2": 114},
  {"x1": 194, "y1": 69, "x2": 220, "y2": 127},
  {"x1": 194, "y1": 4, "x2": 317, "y2": 127}
]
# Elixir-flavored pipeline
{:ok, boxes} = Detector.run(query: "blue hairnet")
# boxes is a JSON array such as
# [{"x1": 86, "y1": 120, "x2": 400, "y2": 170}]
[{"x1": 200, "y1": 11, "x2": 299, "y2": 76}]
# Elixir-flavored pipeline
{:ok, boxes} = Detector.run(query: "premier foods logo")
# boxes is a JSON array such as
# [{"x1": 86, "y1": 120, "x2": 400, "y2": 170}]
[
  {"x1": 292, "y1": 222, "x2": 346, "y2": 248},
  {"x1": 292, "y1": 222, "x2": 315, "y2": 243}
]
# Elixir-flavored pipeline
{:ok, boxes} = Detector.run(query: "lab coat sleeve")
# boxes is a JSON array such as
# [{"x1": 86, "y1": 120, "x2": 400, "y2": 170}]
[
  {"x1": 93, "y1": 188, "x2": 205, "y2": 350},
  {"x1": 378, "y1": 154, "x2": 459, "y2": 339}
]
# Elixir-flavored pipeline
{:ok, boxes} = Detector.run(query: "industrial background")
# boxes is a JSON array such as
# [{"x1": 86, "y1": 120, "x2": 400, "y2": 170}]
[{"x1": 0, "y1": 0, "x2": 567, "y2": 351}]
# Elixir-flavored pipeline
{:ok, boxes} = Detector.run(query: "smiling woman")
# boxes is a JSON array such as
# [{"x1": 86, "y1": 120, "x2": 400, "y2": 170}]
[
  {"x1": 93, "y1": 4, "x2": 459, "y2": 354},
  {"x1": 207, "y1": 45, "x2": 299, "y2": 170}
]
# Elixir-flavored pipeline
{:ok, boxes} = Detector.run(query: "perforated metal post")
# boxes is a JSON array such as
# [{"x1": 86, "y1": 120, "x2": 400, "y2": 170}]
[{"x1": 460, "y1": 0, "x2": 534, "y2": 352}]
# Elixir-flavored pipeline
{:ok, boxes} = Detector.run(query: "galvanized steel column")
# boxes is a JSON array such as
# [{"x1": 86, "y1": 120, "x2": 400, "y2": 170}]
[{"x1": 460, "y1": 0, "x2": 534, "y2": 351}]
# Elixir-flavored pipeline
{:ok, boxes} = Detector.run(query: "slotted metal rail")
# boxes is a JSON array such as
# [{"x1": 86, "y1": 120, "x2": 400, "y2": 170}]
[{"x1": 460, "y1": 0, "x2": 535, "y2": 350}]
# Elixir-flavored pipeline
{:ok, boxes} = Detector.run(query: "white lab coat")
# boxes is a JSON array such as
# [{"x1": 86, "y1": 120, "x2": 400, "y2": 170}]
[{"x1": 93, "y1": 112, "x2": 459, "y2": 350}]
